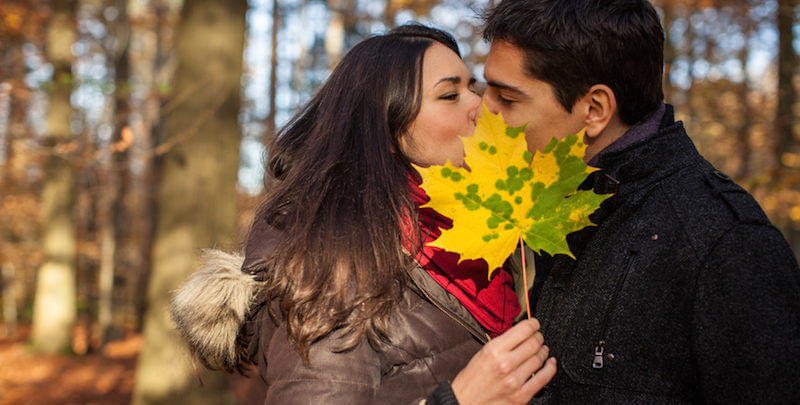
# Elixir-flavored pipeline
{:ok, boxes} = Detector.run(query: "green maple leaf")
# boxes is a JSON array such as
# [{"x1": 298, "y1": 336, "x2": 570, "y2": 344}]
[{"x1": 415, "y1": 104, "x2": 610, "y2": 277}]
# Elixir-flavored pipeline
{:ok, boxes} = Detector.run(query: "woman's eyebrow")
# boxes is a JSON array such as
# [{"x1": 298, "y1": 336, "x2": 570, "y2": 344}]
[
  {"x1": 435, "y1": 76, "x2": 477, "y2": 88},
  {"x1": 435, "y1": 76, "x2": 461, "y2": 86}
]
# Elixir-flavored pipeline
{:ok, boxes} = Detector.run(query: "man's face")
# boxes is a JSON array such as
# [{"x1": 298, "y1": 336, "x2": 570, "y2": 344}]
[{"x1": 483, "y1": 40, "x2": 586, "y2": 153}]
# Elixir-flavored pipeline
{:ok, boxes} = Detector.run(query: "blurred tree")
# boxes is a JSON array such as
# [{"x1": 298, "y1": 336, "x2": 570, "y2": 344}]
[
  {"x1": 1, "y1": 0, "x2": 49, "y2": 337},
  {"x1": 776, "y1": 0, "x2": 797, "y2": 165},
  {"x1": 660, "y1": 0, "x2": 678, "y2": 103},
  {"x1": 1, "y1": 263, "x2": 17, "y2": 337},
  {"x1": 326, "y1": 0, "x2": 358, "y2": 68},
  {"x1": 0, "y1": 3, "x2": 24, "y2": 191},
  {"x1": 264, "y1": 0, "x2": 279, "y2": 148},
  {"x1": 774, "y1": 0, "x2": 800, "y2": 257},
  {"x1": 98, "y1": 0, "x2": 131, "y2": 346},
  {"x1": 125, "y1": 0, "x2": 177, "y2": 332},
  {"x1": 30, "y1": 0, "x2": 80, "y2": 355},
  {"x1": 131, "y1": 0, "x2": 247, "y2": 403},
  {"x1": 733, "y1": 6, "x2": 756, "y2": 179}
]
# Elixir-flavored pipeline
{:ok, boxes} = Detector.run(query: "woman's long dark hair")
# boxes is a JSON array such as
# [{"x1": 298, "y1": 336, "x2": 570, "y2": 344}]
[{"x1": 256, "y1": 24, "x2": 460, "y2": 362}]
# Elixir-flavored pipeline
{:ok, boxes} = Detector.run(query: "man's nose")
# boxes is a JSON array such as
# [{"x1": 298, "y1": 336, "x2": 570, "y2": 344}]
[{"x1": 482, "y1": 93, "x2": 500, "y2": 115}]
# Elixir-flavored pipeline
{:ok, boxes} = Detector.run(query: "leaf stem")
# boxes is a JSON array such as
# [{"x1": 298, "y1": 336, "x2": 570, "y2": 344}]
[{"x1": 520, "y1": 236, "x2": 532, "y2": 320}]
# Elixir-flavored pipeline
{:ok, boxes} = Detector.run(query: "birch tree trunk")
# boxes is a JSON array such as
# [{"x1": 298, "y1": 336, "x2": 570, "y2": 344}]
[
  {"x1": 132, "y1": 0, "x2": 246, "y2": 402},
  {"x1": 30, "y1": 0, "x2": 79, "y2": 355}
]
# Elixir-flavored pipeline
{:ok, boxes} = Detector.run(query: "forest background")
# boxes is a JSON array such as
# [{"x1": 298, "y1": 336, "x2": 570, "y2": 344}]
[{"x1": 1, "y1": 0, "x2": 799, "y2": 404}]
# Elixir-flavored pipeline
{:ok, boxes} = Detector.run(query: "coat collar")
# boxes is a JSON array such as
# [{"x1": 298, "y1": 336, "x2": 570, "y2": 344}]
[{"x1": 592, "y1": 104, "x2": 703, "y2": 203}]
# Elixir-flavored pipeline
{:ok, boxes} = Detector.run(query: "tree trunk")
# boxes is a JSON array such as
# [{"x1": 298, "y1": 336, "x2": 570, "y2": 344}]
[
  {"x1": 383, "y1": 0, "x2": 398, "y2": 28},
  {"x1": 326, "y1": 0, "x2": 357, "y2": 69},
  {"x1": 264, "y1": 0, "x2": 279, "y2": 149},
  {"x1": 734, "y1": 37, "x2": 753, "y2": 179},
  {"x1": 775, "y1": 0, "x2": 800, "y2": 261},
  {"x1": 685, "y1": 1, "x2": 698, "y2": 98},
  {"x1": 132, "y1": 0, "x2": 246, "y2": 403},
  {"x1": 30, "y1": 0, "x2": 79, "y2": 355},
  {"x1": 660, "y1": 0, "x2": 677, "y2": 103},
  {"x1": 126, "y1": 0, "x2": 173, "y2": 331},
  {"x1": 98, "y1": 0, "x2": 131, "y2": 346},
  {"x1": 0, "y1": 79, "x2": 13, "y2": 338},
  {"x1": 0, "y1": 79, "x2": 14, "y2": 190},
  {"x1": 775, "y1": 0, "x2": 797, "y2": 167},
  {"x1": 2, "y1": 263, "x2": 18, "y2": 338}
]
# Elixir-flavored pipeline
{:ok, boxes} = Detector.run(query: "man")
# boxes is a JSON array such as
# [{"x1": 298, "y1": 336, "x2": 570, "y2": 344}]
[{"x1": 482, "y1": 0, "x2": 800, "y2": 403}]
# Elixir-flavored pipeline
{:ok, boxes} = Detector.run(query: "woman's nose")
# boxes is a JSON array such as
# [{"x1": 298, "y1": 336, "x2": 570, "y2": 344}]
[{"x1": 469, "y1": 92, "x2": 482, "y2": 122}]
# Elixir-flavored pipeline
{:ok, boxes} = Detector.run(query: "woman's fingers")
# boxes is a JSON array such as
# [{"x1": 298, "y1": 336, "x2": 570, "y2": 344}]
[
  {"x1": 492, "y1": 318, "x2": 542, "y2": 351},
  {"x1": 515, "y1": 344, "x2": 550, "y2": 380},
  {"x1": 517, "y1": 357, "x2": 557, "y2": 400},
  {"x1": 451, "y1": 318, "x2": 557, "y2": 405},
  {"x1": 479, "y1": 321, "x2": 544, "y2": 377},
  {"x1": 484, "y1": 319, "x2": 548, "y2": 379},
  {"x1": 512, "y1": 331, "x2": 544, "y2": 359}
]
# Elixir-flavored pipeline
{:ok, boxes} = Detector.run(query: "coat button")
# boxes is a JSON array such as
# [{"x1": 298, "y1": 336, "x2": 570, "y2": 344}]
[
  {"x1": 713, "y1": 169, "x2": 732, "y2": 182},
  {"x1": 606, "y1": 353, "x2": 615, "y2": 361},
  {"x1": 651, "y1": 234, "x2": 658, "y2": 241}
]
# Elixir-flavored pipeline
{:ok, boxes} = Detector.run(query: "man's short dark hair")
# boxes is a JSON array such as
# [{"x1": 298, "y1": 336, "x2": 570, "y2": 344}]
[{"x1": 483, "y1": 0, "x2": 665, "y2": 125}]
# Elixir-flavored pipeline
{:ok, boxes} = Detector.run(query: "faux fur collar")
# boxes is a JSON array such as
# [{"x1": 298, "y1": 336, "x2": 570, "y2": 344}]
[{"x1": 170, "y1": 250, "x2": 262, "y2": 371}]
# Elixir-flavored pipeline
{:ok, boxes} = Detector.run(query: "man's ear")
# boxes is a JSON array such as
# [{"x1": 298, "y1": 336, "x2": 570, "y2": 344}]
[{"x1": 582, "y1": 84, "x2": 617, "y2": 139}]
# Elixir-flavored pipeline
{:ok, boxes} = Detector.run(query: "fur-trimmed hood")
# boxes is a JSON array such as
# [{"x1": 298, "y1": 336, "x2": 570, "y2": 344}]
[{"x1": 170, "y1": 249, "x2": 262, "y2": 371}]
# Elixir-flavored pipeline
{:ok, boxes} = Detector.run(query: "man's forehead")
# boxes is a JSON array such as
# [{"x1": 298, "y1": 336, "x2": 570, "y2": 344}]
[
  {"x1": 483, "y1": 61, "x2": 527, "y2": 96},
  {"x1": 484, "y1": 41, "x2": 532, "y2": 89}
]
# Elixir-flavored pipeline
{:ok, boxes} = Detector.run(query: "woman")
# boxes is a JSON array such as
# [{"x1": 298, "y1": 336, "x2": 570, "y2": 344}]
[{"x1": 171, "y1": 24, "x2": 555, "y2": 404}]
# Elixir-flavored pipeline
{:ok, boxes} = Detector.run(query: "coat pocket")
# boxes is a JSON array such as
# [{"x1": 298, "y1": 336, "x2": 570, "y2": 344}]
[
  {"x1": 555, "y1": 248, "x2": 694, "y2": 399},
  {"x1": 590, "y1": 250, "x2": 637, "y2": 370}
]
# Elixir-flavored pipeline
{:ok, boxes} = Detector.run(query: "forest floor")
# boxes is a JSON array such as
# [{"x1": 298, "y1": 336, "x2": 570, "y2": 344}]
[
  {"x1": 0, "y1": 329, "x2": 264, "y2": 405},
  {"x1": 0, "y1": 328, "x2": 139, "y2": 405}
]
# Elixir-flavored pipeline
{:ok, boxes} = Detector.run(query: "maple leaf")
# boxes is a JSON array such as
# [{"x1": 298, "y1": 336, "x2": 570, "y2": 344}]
[{"x1": 415, "y1": 104, "x2": 610, "y2": 278}]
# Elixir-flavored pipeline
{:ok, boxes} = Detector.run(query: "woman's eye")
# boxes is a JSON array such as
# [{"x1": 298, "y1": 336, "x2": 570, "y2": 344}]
[{"x1": 440, "y1": 93, "x2": 459, "y2": 101}]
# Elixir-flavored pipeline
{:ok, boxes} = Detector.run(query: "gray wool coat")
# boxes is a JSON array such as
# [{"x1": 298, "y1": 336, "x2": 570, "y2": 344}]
[{"x1": 532, "y1": 105, "x2": 800, "y2": 404}]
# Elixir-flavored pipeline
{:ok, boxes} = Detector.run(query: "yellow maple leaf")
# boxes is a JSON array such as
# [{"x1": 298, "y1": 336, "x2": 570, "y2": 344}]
[{"x1": 415, "y1": 104, "x2": 609, "y2": 278}]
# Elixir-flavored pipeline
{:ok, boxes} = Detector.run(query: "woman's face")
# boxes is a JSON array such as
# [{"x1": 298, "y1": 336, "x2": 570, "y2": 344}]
[{"x1": 400, "y1": 42, "x2": 481, "y2": 168}]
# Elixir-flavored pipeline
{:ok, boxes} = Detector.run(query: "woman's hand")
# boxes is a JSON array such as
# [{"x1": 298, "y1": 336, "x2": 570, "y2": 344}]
[{"x1": 450, "y1": 318, "x2": 556, "y2": 405}]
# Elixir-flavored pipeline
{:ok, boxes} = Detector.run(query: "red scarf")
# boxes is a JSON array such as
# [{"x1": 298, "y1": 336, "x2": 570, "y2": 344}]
[{"x1": 408, "y1": 177, "x2": 520, "y2": 337}]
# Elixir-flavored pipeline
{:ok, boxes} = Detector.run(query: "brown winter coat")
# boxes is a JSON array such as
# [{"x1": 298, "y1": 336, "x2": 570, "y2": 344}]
[
  {"x1": 241, "y1": 269, "x2": 485, "y2": 404},
  {"x1": 171, "y1": 224, "x2": 489, "y2": 404}
]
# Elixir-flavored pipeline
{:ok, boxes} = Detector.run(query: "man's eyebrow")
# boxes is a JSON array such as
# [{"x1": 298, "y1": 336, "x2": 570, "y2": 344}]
[{"x1": 486, "y1": 80, "x2": 524, "y2": 94}]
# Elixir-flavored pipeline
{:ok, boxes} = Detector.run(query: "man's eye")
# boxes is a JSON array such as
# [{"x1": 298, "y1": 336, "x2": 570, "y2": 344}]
[{"x1": 497, "y1": 94, "x2": 515, "y2": 106}]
